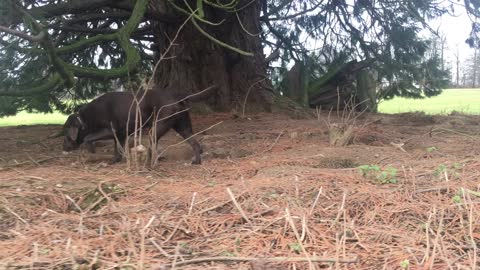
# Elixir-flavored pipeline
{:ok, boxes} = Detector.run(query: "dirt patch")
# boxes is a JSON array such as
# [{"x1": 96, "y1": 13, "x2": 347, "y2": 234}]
[
  {"x1": 354, "y1": 127, "x2": 391, "y2": 146},
  {"x1": 0, "y1": 112, "x2": 479, "y2": 269},
  {"x1": 394, "y1": 111, "x2": 437, "y2": 125},
  {"x1": 312, "y1": 157, "x2": 358, "y2": 169}
]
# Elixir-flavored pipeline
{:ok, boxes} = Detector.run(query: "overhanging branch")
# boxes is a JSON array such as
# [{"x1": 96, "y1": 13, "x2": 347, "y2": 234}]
[
  {"x1": 0, "y1": 0, "x2": 149, "y2": 97},
  {"x1": 60, "y1": 0, "x2": 149, "y2": 78},
  {"x1": 0, "y1": 25, "x2": 45, "y2": 42},
  {"x1": 58, "y1": 11, "x2": 133, "y2": 25},
  {"x1": 0, "y1": 73, "x2": 64, "y2": 97},
  {"x1": 48, "y1": 24, "x2": 152, "y2": 36},
  {"x1": 12, "y1": 3, "x2": 76, "y2": 88},
  {"x1": 1, "y1": 0, "x2": 114, "y2": 25}
]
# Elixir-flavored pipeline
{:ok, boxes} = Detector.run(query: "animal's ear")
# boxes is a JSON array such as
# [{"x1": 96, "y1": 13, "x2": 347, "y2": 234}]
[{"x1": 67, "y1": 126, "x2": 79, "y2": 141}]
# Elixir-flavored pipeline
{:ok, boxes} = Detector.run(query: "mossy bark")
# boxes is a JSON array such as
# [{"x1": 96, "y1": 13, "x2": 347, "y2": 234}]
[{"x1": 0, "y1": 0, "x2": 149, "y2": 96}]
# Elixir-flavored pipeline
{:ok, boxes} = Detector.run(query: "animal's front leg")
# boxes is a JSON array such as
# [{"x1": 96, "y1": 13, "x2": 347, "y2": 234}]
[
  {"x1": 83, "y1": 129, "x2": 118, "y2": 161},
  {"x1": 110, "y1": 133, "x2": 126, "y2": 164},
  {"x1": 83, "y1": 128, "x2": 115, "y2": 144},
  {"x1": 85, "y1": 142, "x2": 96, "y2": 153}
]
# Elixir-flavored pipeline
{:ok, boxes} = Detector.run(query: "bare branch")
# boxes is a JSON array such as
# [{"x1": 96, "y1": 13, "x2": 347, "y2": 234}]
[
  {"x1": 0, "y1": 25, "x2": 45, "y2": 42},
  {"x1": 47, "y1": 24, "x2": 152, "y2": 36}
]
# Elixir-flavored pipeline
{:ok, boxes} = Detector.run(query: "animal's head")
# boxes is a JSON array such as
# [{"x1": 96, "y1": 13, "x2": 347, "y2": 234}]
[{"x1": 62, "y1": 114, "x2": 86, "y2": 151}]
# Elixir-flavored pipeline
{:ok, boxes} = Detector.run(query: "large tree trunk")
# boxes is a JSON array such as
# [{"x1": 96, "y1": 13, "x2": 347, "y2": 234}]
[{"x1": 149, "y1": 0, "x2": 274, "y2": 112}]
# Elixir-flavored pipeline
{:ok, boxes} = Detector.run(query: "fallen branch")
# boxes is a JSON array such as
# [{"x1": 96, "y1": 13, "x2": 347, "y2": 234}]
[
  {"x1": 462, "y1": 188, "x2": 480, "y2": 198},
  {"x1": 414, "y1": 187, "x2": 449, "y2": 194},
  {"x1": 156, "y1": 256, "x2": 358, "y2": 268}
]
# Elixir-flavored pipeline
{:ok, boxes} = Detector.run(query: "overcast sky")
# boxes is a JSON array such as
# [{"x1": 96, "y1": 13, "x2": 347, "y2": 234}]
[{"x1": 429, "y1": 8, "x2": 476, "y2": 65}]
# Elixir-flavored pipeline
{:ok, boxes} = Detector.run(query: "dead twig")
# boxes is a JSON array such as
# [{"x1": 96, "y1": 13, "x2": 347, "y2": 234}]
[
  {"x1": 188, "y1": 192, "x2": 197, "y2": 216},
  {"x1": 227, "y1": 188, "x2": 252, "y2": 226},
  {"x1": 390, "y1": 142, "x2": 407, "y2": 153},
  {"x1": 310, "y1": 187, "x2": 323, "y2": 215},
  {"x1": 3, "y1": 205, "x2": 28, "y2": 224},
  {"x1": 285, "y1": 208, "x2": 314, "y2": 269},
  {"x1": 258, "y1": 130, "x2": 284, "y2": 155},
  {"x1": 198, "y1": 191, "x2": 248, "y2": 214},
  {"x1": 242, "y1": 78, "x2": 266, "y2": 118},
  {"x1": 0, "y1": 156, "x2": 59, "y2": 170},
  {"x1": 150, "y1": 238, "x2": 172, "y2": 258}
]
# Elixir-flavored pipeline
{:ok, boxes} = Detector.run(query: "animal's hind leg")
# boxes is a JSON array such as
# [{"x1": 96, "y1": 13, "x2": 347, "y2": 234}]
[
  {"x1": 172, "y1": 113, "x2": 202, "y2": 165},
  {"x1": 152, "y1": 122, "x2": 174, "y2": 164}
]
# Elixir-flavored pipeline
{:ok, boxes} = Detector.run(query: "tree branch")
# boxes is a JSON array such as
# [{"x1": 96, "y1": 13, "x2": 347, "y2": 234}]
[
  {"x1": 260, "y1": 0, "x2": 291, "y2": 18},
  {"x1": 1, "y1": 0, "x2": 114, "y2": 26},
  {"x1": 63, "y1": 0, "x2": 149, "y2": 79},
  {"x1": 55, "y1": 33, "x2": 117, "y2": 54},
  {"x1": 1, "y1": 0, "x2": 176, "y2": 27},
  {"x1": 260, "y1": 0, "x2": 302, "y2": 60},
  {"x1": 464, "y1": 0, "x2": 480, "y2": 18},
  {"x1": 1, "y1": 0, "x2": 149, "y2": 97},
  {"x1": 0, "y1": 73, "x2": 63, "y2": 97},
  {"x1": 59, "y1": 11, "x2": 133, "y2": 25},
  {"x1": 0, "y1": 25, "x2": 45, "y2": 42},
  {"x1": 262, "y1": 1, "x2": 323, "y2": 21},
  {"x1": 48, "y1": 24, "x2": 152, "y2": 36},
  {"x1": 12, "y1": 3, "x2": 76, "y2": 88},
  {"x1": 191, "y1": 17, "x2": 253, "y2": 56},
  {"x1": 0, "y1": 39, "x2": 43, "y2": 54}
]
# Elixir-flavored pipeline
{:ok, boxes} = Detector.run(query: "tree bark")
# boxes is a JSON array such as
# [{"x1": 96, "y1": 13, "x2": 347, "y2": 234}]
[
  {"x1": 355, "y1": 69, "x2": 378, "y2": 112},
  {"x1": 150, "y1": 0, "x2": 274, "y2": 112}
]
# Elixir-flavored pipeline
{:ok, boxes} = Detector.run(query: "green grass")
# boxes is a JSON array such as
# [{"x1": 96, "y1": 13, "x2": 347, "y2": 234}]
[
  {"x1": 1, "y1": 88, "x2": 479, "y2": 127},
  {"x1": 379, "y1": 88, "x2": 480, "y2": 115},
  {"x1": 0, "y1": 111, "x2": 66, "y2": 127}
]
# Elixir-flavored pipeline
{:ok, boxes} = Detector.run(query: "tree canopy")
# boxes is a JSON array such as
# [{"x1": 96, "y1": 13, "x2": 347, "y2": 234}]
[{"x1": 0, "y1": 0, "x2": 479, "y2": 116}]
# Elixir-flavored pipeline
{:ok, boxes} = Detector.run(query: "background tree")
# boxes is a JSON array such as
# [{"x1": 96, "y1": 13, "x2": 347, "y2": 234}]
[
  {"x1": 464, "y1": 47, "x2": 480, "y2": 87},
  {"x1": 452, "y1": 44, "x2": 462, "y2": 87},
  {"x1": 0, "y1": 0, "x2": 479, "y2": 116}
]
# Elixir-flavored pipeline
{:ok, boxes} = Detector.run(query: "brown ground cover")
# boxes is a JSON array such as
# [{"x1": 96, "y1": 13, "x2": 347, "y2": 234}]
[{"x1": 0, "y1": 112, "x2": 479, "y2": 269}]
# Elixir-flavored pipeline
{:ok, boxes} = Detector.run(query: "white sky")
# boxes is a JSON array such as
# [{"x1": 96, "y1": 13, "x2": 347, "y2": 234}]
[
  {"x1": 269, "y1": 6, "x2": 477, "y2": 74},
  {"x1": 428, "y1": 8, "x2": 476, "y2": 67}
]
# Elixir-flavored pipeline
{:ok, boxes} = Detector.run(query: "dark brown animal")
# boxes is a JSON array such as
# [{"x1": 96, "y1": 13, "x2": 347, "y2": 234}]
[{"x1": 62, "y1": 86, "x2": 216, "y2": 164}]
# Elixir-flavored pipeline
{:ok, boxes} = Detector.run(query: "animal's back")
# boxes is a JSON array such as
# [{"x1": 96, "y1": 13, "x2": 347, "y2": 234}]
[{"x1": 80, "y1": 92, "x2": 136, "y2": 130}]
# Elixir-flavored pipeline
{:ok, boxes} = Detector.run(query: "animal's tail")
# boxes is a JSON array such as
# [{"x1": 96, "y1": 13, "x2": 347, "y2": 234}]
[{"x1": 182, "y1": 85, "x2": 218, "y2": 103}]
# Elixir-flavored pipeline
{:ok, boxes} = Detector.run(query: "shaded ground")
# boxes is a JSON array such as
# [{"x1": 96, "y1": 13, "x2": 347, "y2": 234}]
[{"x1": 0, "y1": 112, "x2": 479, "y2": 269}]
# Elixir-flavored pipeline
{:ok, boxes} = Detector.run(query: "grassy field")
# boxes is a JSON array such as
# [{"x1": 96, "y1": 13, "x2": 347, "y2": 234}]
[
  {"x1": 0, "y1": 111, "x2": 66, "y2": 127},
  {"x1": 1, "y1": 88, "x2": 479, "y2": 127},
  {"x1": 378, "y1": 88, "x2": 480, "y2": 114}
]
